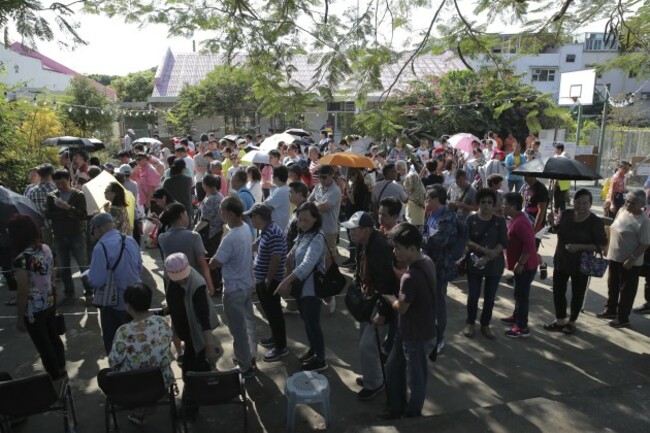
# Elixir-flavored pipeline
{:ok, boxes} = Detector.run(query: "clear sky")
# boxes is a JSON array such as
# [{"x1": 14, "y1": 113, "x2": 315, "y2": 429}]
[{"x1": 31, "y1": 4, "x2": 608, "y2": 77}]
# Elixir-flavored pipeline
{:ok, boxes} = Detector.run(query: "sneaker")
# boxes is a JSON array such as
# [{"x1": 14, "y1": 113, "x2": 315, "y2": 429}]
[
  {"x1": 632, "y1": 303, "x2": 650, "y2": 315},
  {"x1": 233, "y1": 357, "x2": 257, "y2": 369},
  {"x1": 505, "y1": 326, "x2": 530, "y2": 338},
  {"x1": 562, "y1": 323, "x2": 576, "y2": 334},
  {"x1": 127, "y1": 414, "x2": 145, "y2": 426},
  {"x1": 462, "y1": 324, "x2": 475, "y2": 338},
  {"x1": 263, "y1": 347, "x2": 289, "y2": 362},
  {"x1": 299, "y1": 349, "x2": 315, "y2": 363},
  {"x1": 357, "y1": 384, "x2": 384, "y2": 401},
  {"x1": 259, "y1": 337, "x2": 275, "y2": 348},
  {"x1": 355, "y1": 376, "x2": 364, "y2": 387},
  {"x1": 239, "y1": 367, "x2": 256, "y2": 379},
  {"x1": 436, "y1": 337, "x2": 445, "y2": 354},
  {"x1": 596, "y1": 309, "x2": 617, "y2": 319},
  {"x1": 302, "y1": 357, "x2": 329, "y2": 372},
  {"x1": 500, "y1": 316, "x2": 516, "y2": 326},
  {"x1": 543, "y1": 321, "x2": 566, "y2": 332},
  {"x1": 539, "y1": 263, "x2": 548, "y2": 280},
  {"x1": 609, "y1": 319, "x2": 631, "y2": 329},
  {"x1": 481, "y1": 325, "x2": 496, "y2": 340}
]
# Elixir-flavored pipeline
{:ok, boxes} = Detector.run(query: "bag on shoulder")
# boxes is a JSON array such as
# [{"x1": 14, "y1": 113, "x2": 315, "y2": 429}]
[
  {"x1": 314, "y1": 237, "x2": 347, "y2": 298},
  {"x1": 344, "y1": 283, "x2": 377, "y2": 323},
  {"x1": 92, "y1": 235, "x2": 126, "y2": 308},
  {"x1": 449, "y1": 214, "x2": 469, "y2": 262}
]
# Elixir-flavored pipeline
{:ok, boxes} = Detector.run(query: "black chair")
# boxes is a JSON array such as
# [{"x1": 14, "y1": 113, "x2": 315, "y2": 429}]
[
  {"x1": 183, "y1": 370, "x2": 247, "y2": 433},
  {"x1": 0, "y1": 372, "x2": 77, "y2": 433},
  {"x1": 101, "y1": 367, "x2": 177, "y2": 433}
]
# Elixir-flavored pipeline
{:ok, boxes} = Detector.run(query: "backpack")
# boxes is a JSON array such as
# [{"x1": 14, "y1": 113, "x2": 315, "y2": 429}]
[{"x1": 448, "y1": 213, "x2": 469, "y2": 262}]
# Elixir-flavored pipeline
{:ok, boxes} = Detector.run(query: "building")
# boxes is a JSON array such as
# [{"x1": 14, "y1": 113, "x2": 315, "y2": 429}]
[
  {"x1": 0, "y1": 42, "x2": 116, "y2": 100},
  {"x1": 148, "y1": 48, "x2": 465, "y2": 140},
  {"x1": 470, "y1": 33, "x2": 650, "y2": 112}
]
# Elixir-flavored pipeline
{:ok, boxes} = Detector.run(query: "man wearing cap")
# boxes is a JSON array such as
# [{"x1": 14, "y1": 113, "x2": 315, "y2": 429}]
[
  {"x1": 343, "y1": 211, "x2": 398, "y2": 401},
  {"x1": 123, "y1": 129, "x2": 135, "y2": 153},
  {"x1": 131, "y1": 153, "x2": 160, "y2": 213},
  {"x1": 28, "y1": 163, "x2": 57, "y2": 246},
  {"x1": 247, "y1": 203, "x2": 289, "y2": 363},
  {"x1": 210, "y1": 196, "x2": 257, "y2": 378},
  {"x1": 87, "y1": 213, "x2": 143, "y2": 354}
]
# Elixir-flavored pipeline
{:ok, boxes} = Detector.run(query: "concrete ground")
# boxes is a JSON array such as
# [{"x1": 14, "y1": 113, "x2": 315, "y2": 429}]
[{"x1": 1, "y1": 182, "x2": 649, "y2": 432}]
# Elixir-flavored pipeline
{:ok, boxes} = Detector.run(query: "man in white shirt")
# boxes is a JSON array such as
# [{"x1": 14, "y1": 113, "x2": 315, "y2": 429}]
[
  {"x1": 263, "y1": 166, "x2": 291, "y2": 231},
  {"x1": 123, "y1": 129, "x2": 135, "y2": 153}
]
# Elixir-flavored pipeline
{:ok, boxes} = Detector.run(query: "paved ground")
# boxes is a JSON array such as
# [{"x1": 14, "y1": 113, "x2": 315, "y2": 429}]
[{"x1": 1, "y1": 181, "x2": 649, "y2": 432}]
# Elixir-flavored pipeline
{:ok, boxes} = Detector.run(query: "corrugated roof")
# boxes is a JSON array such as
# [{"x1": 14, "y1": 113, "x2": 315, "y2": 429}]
[{"x1": 151, "y1": 49, "x2": 465, "y2": 100}]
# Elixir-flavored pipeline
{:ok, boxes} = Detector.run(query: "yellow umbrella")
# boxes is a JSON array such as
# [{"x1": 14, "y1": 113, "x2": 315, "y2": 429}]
[
  {"x1": 318, "y1": 153, "x2": 376, "y2": 169},
  {"x1": 82, "y1": 171, "x2": 135, "y2": 227}
]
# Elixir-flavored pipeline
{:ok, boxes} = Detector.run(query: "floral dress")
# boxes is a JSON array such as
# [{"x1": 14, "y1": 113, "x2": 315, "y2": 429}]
[
  {"x1": 13, "y1": 245, "x2": 54, "y2": 323},
  {"x1": 108, "y1": 315, "x2": 174, "y2": 387},
  {"x1": 110, "y1": 205, "x2": 133, "y2": 236}
]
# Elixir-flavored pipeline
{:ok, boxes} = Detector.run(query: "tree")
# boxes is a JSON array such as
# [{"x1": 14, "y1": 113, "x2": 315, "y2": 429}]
[
  {"x1": 110, "y1": 68, "x2": 156, "y2": 102},
  {"x1": 59, "y1": 76, "x2": 113, "y2": 138}
]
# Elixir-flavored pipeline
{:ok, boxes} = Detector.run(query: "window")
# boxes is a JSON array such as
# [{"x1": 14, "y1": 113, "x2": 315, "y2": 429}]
[
  {"x1": 326, "y1": 101, "x2": 355, "y2": 112},
  {"x1": 565, "y1": 54, "x2": 576, "y2": 63},
  {"x1": 629, "y1": 70, "x2": 638, "y2": 78},
  {"x1": 531, "y1": 68, "x2": 557, "y2": 82}
]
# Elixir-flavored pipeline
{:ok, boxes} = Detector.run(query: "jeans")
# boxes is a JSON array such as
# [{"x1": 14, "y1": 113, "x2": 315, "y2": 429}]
[
  {"x1": 466, "y1": 273, "x2": 501, "y2": 326},
  {"x1": 223, "y1": 288, "x2": 257, "y2": 371},
  {"x1": 606, "y1": 261, "x2": 640, "y2": 323},
  {"x1": 435, "y1": 274, "x2": 448, "y2": 343},
  {"x1": 25, "y1": 306, "x2": 66, "y2": 379},
  {"x1": 256, "y1": 280, "x2": 286, "y2": 350},
  {"x1": 513, "y1": 269, "x2": 536, "y2": 328},
  {"x1": 54, "y1": 232, "x2": 88, "y2": 296},
  {"x1": 385, "y1": 332, "x2": 436, "y2": 417},
  {"x1": 359, "y1": 320, "x2": 388, "y2": 390},
  {"x1": 553, "y1": 269, "x2": 589, "y2": 322},
  {"x1": 298, "y1": 296, "x2": 325, "y2": 361},
  {"x1": 508, "y1": 179, "x2": 523, "y2": 193},
  {"x1": 100, "y1": 307, "x2": 131, "y2": 355}
]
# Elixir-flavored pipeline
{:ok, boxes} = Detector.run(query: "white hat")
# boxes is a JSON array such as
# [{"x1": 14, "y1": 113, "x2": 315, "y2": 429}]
[{"x1": 118, "y1": 164, "x2": 133, "y2": 175}]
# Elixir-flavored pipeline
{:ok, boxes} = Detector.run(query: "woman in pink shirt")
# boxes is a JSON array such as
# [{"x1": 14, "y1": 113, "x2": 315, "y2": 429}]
[{"x1": 501, "y1": 192, "x2": 539, "y2": 338}]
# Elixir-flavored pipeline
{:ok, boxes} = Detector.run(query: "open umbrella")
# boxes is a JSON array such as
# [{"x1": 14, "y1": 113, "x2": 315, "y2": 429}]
[
  {"x1": 447, "y1": 133, "x2": 481, "y2": 155},
  {"x1": 88, "y1": 138, "x2": 105, "y2": 151},
  {"x1": 318, "y1": 153, "x2": 376, "y2": 169},
  {"x1": 133, "y1": 137, "x2": 162, "y2": 146},
  {"x1": 260, "y1": 133, "x2": 300, "y2": 152},
  {"x1": 512, "y1": 157, "x2": 601, "y2": 180},
  {"x1": 242, "y1": 150, "x2": 270, "y2": 165},
  {"x1": 222, "y1": 134, "x2": 242, "y2": 143},
  {"x1": 285, "y1": 128, "x2": 311, "y2": 137},
  {"x1": 0, "y1": 186, "x2": 43, "y2": 227},
  {"x1": 43, "y1": 136, "x2": 103, "y2": 152},
  {"x1": 81, "y1": 171, "x2": 135, "y2": 226}
]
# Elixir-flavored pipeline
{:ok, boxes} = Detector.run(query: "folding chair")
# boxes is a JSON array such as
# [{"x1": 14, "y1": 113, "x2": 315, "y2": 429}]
[
  {"x1": 0, "y1": 372, "x2": 77, "y2": 433},
  {"x1": 101, "y1": 367, "x2": 177, "y2": 433},
  {"x1": 182, "y1": 370, "x2": 247, "y2": 433}
]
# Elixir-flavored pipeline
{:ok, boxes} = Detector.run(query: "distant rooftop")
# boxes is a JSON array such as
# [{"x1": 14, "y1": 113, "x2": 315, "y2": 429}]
[
  {"x1": 151, "y1": 49, "x2": 465, "y2": 101},
  {"x1": 9, "y1": 42, "x2": 117, "y2": 99}
]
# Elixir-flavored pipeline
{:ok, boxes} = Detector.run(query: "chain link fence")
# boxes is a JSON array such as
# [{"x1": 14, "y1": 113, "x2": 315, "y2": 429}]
[{"x1": 588, "y1": 129, "x2": 650, "y2": 180}]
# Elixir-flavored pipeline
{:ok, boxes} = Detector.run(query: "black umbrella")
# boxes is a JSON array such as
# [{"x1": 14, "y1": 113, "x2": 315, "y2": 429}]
[
  {"x1": 0, "y1": 186, "x2": 44, "y2": 227},
  {"x1": 43, "y1": 136, "x2": 103, "y2": 152},
  {"x1": 285, "y1": 128, "x2": 311, "y2": 137},
  {"x1": 512, "y1": 157, "x2": 601, "y2": 181}
]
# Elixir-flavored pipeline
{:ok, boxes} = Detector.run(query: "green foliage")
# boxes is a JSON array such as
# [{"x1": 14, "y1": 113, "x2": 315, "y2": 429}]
[
  {"x1": 110, "y1": 68, "x2": 156, "y2": 102},
  {"x1": 59, "y1": 76, "x2": 113, "y2": 138}
]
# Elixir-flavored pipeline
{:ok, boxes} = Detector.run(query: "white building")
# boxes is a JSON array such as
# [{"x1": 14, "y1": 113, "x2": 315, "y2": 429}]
[
  {"x1": 0, "y1": 42, "x2": 116, "y2": 100},
  {"x1": 470, "y1": 33, "x2": 650, "y2": 110}
]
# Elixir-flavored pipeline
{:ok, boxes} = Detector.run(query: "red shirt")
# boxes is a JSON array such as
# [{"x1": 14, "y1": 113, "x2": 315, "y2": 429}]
[{"x1": 505, "y1": 212, "x2": 539, "y2": 271}]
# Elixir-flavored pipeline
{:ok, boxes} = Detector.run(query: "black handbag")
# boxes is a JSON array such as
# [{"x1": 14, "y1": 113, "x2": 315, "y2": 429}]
[
  {"x1": 344, "y1": 282, "x2": 377, "y2": 323},
  {"x1": 314, "y1": 236, "x2": 347, "y2": 298}
]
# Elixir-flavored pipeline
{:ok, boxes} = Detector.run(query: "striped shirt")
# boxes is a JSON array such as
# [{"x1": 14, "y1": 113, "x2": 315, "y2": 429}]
[
  {"x1": 27, "y1": 181, "x2": 57, "y2": 228},
  {"x1": 254, "y1": 222, "x2": 287, "y2": 283}
]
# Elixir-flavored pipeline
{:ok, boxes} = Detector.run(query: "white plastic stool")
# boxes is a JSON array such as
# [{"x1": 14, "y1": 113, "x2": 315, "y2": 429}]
[{"x1": 285, "y1": 371, "x2": 331, "y2": 432}]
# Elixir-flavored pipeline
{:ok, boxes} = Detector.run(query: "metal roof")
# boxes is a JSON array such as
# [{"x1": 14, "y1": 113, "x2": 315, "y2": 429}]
[{"x1": 151, "y1": 48, "x2": 465, "y2": 101}]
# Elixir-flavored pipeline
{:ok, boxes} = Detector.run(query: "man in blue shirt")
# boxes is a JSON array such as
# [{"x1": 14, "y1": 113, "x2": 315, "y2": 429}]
[
  {"x1": 231, "y1": 170, "x2": 255, "y2": 235},
  {"x1": 247, "y1": 203, "x2": 288, "y2": 362},
  {"x1": 263, "y1": 165, "x2": 291, "y2": 231},
  {"x1": 88, "y1": 213, "x2": 143, "y2": 354}
]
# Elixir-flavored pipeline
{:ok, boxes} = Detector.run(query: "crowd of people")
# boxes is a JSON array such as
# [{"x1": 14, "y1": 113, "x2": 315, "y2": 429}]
[{"x1": 2, "y1": 127, "x2": 650, "y2": 424}]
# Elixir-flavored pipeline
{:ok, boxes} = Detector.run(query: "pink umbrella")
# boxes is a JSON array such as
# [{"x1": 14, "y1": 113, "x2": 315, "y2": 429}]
[{"x1": 448, "y1": 133, "x2": 481, "y2": 156}]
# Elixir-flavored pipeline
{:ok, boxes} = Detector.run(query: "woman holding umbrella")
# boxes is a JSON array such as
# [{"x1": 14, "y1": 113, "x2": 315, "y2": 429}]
[{"x1": 9, "y1": 214, "x2": 67, "y2": 380}]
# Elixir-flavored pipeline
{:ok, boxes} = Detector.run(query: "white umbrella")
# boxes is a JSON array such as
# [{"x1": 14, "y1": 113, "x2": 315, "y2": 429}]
[
  {"x1": 241, "y1": 150, "x2": 269, "y2": 164},
  {"x1": 133, "y1": 137, "x2": 162, "y2": 146},
  {"x1": 260, "y1": 133, "x2": 300, "y2": 152}
]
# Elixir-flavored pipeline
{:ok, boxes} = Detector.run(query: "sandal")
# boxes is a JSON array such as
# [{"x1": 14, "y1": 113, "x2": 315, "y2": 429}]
[{"x1": 543, "y1": 321, "x2": 565, "y2": 332}]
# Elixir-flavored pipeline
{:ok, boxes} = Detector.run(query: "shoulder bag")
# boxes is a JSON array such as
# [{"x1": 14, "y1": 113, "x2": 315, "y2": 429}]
[
  {"x1": 314, "y1": 234, "x2": 347, "y2": 298},
  {"x1": 92, "y1": 235, "x2": 126, "y2": 308}
]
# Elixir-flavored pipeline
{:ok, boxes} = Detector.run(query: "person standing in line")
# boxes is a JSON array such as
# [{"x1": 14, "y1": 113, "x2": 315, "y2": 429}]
[
  {"x1": 501, "y1": 192, "x2": 538, "y2": 338},
  {"x1": 193, "y1": 174, "x2": 224, "y2": 294},
  {"x1": 263, "y1": 165, "x2": 291, "y2": 232},
  {"x1": 308, "y1": 164, "x2": 341, "y2": 263},
  {"x1": 607, "y1": 161, "x2": 632, "y2": 218},
  {"x1": 382, "y1": 223, "x2": 437, "y2": 419},
  {"x1": 27, "y1": 163, "x2": 57, "y2": 247},
  {"x1": 282, "y1": 182, "x2": 310, "y2": 315},
  {"x1": 87, "y1": 213, "x2": 143, "y2": 354},
  {"x1": 544, "y1": 189, "x2": 607, "y2": 334},
  {"x1": 247, "y1": 203, "x2": 289, "y2": 363},
  {"x1": 463, "y1": 188, "x2": 508, "y2": 339},
  {"x1": 163, "y1": 159, "x2": 194, "y2": 225},
  {"x1": 210, "y1": 196, "x2": 257, "y2": 378},
  {"x1": 123, "y1": 129, "x2": 135, "y2": 153},
  {"x1": 598, "y1": 189, "x2": 650, "y2": 328},
  {"x1": 632, "y1": 179, "x2": 650, "y2": 314},
  {"x1": 505, "y1": 143, "x2": 526, "y2": 192}
]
